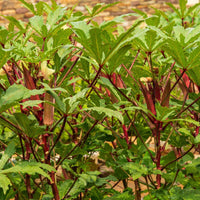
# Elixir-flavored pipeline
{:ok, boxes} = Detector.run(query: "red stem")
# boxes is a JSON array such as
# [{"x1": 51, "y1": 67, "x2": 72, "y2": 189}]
[
  {"x1": 50, "y1": 172, "x2": 60, "y2": 200},
  {"x1": 42, "y1": 129, "x2": 60, "y2": 199},
  {"x1": 161, "y1": 145, "x2": 194, "y2": 171},
  {"x1": 25, "y1": 138, "x2": 33, "y2": 199},
  {"x1": 126, "y1": 49, "x2": 140, "y2": 77},
  {"x1": 122, "y1": 124, "x2": 129, "y2": 147}
]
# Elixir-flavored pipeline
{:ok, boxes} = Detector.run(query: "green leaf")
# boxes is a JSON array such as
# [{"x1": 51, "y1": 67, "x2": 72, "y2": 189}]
[
  {"x1": 99, "y1": 77, "x2": 121, "y2": 101},
  {"x1": 84, "y1": 106, "x2": 124, "y2": 123},
  {"x1": 0, "y1": 142, "x2": 15, "y2": 170},
  {"x1": 169, "y1": 118, "x2": 200, "y2": 127},
  {"x1": 170, "y1": 187, "x2": 200, "y2": 200},
  {"x1": 68, "y1": 88, "x2": 89, "y2": 106},
  {"x1": 0, "y1": 113, "x2": 19, "y2": 132},
  {"x1": 13, "y1": 113, "x2": 45, "y2": 138},
  {"x1": 0, "y1": 47, "x2": 12, "y2": 68},
  {"x1": 2, "y1": 162, "x2": 55, "y2": 182},
  {"x1": 42, "y1": 83, "x2": 66, "y2": 113},
  {"x1": 19, "y1": 0, "x2": 36, "y2": 14},
  {"x1": 166, "y1": 2, "x2": 181, "y2": 17},
  {"x1": 185, "y1": 25, "x2": 200, "y2": 45},
  {"x1": 79, "y1": 171, "x2": 100, "y2": 185},
  {"x1": 59, "y1": 180, "x2": 73, "y2": 199},
  {"x1": 179, "y1": 0, "x2": 187, "y2": 17},
  {"x1": 53, "y1": 29, "x2": 72, "y2": 47},
  {"x1": 89, "y1": 28, "x2": 103, "y2": 64},
  {"x1": 71, "y1": 21, "x2": 90, "y2": 39},
  {"x1": 103, "y1": 20, "x2": 143, "y2": 65},
  {"x1": 100, "y1": 14, "x2": 131, "y2": 30},
  {"x1": 35, "y1": 1, "x2": 46, "y2": 15},
  {"x1": 50, "y1": 0, "x2": 59, "y2": 10},
  {"x1": 108, "y1": 44, "x2": 132, "y2": 72},
  {"x1": 47, "y1": 7, "x2": 66, "y2": 29},
  {"x1": 185, "y1": 3, "x2": 200, "y2": 16},
  {"x1": 0, "y1": 28, "x2": 8, "y2": 44},
  {"x1": 132, "y1": 8, "x2": 148, "y2": 18},
  {"x1": 161, "y1": 151, "x2": 176, "y2": 168},
  {"x1": 20, "y1": 100, "x2": 44, "y2": 108},
  {"x1": 91, "y1": 2, "x2": 119, "y2": 16},
  {"x1": 29, "y1": 15, "x2": 44, "y2": 35},
  {"x1": 2, "y1": 16, "x2": 25, "y2": 31},
  {"x1": 155, "y1": 104, "x2": 175, "y2": 121},
  {"x1": 164, "y1": 39, "x2": 187, "y2": 68},
  {"x1": 104, "y1": 191, "x2": 133, "y2": 200},
  {"x1": 113, "y1": 167, "x2": 129, "y2": 180},
  {"x1": 85, "y1": 5, "x2": 92, "y2": 15},
  {"x1": 185, "y1": 158, "x2": 200, "y2": 176},
  {"x1": 187, "y1": 46, "x2": 200, "y2": 69},
  {"x1": 178, "y1": 128, "x2": 194, "y2": 142},
  {"x1": 91, "y1": 3, "x2": 105, "y2": 16},
  {"x1": 187, "y1": 67, "x2": 200, "y2": 86},
  {"x1": 144, "y1": 30, "x2": 159, "y2": 52},
  {"x1": 194, "y1": 134, "x2": 200, "y2": 144},
  {"x1": 145, "y1": 16, "x2": 160, "y2": 27},
  {"x1": 123, "y1": 162, "x2": 148, "y2": 180},
  {"x1": 0, "y1": 84, "x2": 44, "y2": 112},
  {"x1": 90, "y1": 187, "x2": 103, "y2": 200},
  {"x1": 148, "y1": 26, "x2": 168, "y2": 39},
  {"x1": 152, "y1": 7, "x2": 169, "y2": 21},
  {"x1": 173, "y1": 25, "x2": 185, "y2": 44},
  {"x1": 0, "y1": 174, "x2": 11, "y2": 194}
]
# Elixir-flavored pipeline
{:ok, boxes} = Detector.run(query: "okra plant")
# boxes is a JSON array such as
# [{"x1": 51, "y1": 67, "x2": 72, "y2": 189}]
[{"x1": 1, "y1": 0, "x2": 200, "y2": 199}]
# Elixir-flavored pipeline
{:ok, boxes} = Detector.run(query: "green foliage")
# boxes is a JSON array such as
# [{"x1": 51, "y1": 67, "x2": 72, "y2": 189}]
[{"x1": 1, "y1": 0, "x2": 200, "y2": 199}]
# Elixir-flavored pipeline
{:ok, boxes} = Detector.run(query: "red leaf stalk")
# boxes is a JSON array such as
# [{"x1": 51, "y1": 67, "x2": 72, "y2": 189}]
[
  {"x1": 153, "y1": 80, "x2": 160, "y2": 101},
  {"x1": 139, "y1": 81, "x2": 156, "y2": 116},
  {"x1": 122, "y1": 124, "x2": 129, "y2": 146}
]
